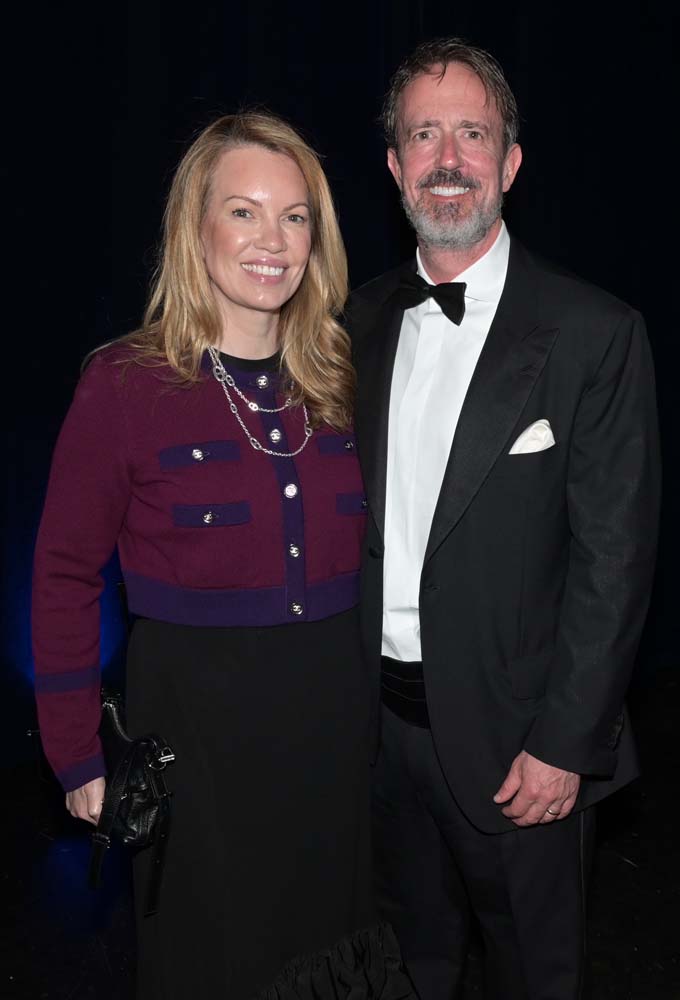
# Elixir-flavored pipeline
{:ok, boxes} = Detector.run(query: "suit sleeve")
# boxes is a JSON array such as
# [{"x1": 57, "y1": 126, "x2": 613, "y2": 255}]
[
  {"x1": 32, "y1": 354, "x2": 132, "y2": 791},
  {"x1": 523, "y1": 311, "x2": 661, "y2": 776}
]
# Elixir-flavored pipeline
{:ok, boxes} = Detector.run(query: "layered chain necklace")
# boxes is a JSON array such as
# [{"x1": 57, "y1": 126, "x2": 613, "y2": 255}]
[{"x1": 207, "y1": 346, "x2": 313, "y2": 458}]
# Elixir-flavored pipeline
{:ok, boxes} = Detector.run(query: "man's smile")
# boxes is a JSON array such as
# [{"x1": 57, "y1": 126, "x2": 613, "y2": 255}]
[{"x1": 428, "y1": 185, "x2": 471, "y2": 197}]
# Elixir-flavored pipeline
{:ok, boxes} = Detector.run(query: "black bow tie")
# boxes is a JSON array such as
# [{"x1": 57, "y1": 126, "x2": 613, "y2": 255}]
[{"x1": 395, "y1": 271, "x2": 467, "y2": 326}]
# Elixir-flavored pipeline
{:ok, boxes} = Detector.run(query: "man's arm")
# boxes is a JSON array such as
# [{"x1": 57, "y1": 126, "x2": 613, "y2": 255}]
[{"x1": 495, "y1": 308, "x2": 661, "y2": 824}]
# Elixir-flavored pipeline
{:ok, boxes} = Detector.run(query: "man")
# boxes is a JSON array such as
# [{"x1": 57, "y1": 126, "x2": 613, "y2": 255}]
[{"x1": 348, "y1": 38, "x2": 660, "y2": 1000}]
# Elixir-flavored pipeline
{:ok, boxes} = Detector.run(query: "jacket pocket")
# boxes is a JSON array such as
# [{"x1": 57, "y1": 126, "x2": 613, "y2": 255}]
[
  {"x1": 317, "y1": 433, "x2": 358, "y2": 456},
  {"x1": 507, "y1": 646, "x2": 554, "y2": 699},
  {"x1": 172, "y1": 502, "x2": 251, "y2": 527},
  {"x1": 336, "y1": 491, "x2": 368, "y2": 515},
  {"x1": 159, "y1": 440, "x2": 240, "y2": 470}
]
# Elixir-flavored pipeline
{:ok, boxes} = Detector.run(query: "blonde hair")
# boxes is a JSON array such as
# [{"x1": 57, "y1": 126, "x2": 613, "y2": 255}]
[{"x1": 124, "y1": 112, "x2": 353, "y2": 429}]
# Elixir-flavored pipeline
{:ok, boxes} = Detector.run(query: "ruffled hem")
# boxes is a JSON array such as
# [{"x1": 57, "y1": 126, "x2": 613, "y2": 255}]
[{"x1": 254, "y1": 922, "x2": 415, "y2": 1000}]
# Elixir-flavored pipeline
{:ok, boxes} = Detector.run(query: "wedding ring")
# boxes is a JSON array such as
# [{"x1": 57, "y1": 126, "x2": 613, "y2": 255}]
[{"x1": 545, "y1": 807, "x2": 559, "y2": 816}]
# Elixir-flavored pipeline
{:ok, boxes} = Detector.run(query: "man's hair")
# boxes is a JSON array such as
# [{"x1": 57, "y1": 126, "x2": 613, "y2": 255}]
[{"x1": 381, "y1": 37, "x2": 520, "y2": 154}]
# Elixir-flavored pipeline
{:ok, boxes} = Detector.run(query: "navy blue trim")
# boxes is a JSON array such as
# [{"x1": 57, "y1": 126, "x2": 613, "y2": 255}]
[
  {"x1": 250, "y1": 380, "x2": 308, "y2": 621},
  {"x1": 58, "y1": 752, "x2": 107, "y2": 792},
  {"x1": 317, "y1": 433, "x2": 357, "y2": 456},
  {"x1": 159, "y1": 440, "x2": 240, "y2": 470},
  {"x1": 34, "y1": 664, "x2": 100, "y2": 694},
  {"x1": 172, "y1": 502, "x2": 251, "y2": 527},
  {"x1": 124, "y1": 570, "x2": 360, "y2": 627},
  {"x1": 336, "y1": 492, "x2": 369, "y2": 516}
]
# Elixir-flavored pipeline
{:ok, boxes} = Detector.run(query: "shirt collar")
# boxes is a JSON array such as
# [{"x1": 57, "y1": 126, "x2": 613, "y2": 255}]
[{"x1": 416, "y1": 221, "x2": 510, "y2": 304}]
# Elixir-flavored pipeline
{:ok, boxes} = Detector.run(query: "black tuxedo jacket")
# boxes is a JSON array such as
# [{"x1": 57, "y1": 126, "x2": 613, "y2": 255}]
[{"x1": 348, "y1": 237, "x2": 661, "y2": 833}]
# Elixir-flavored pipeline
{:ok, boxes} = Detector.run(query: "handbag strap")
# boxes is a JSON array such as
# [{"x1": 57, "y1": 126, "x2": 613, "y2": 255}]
[
  {"x1": 143, "y1": 763, "x2": 173, "y2": 917},
  {"x1": 88, "y1": 742, "x2": 139, "y2": 891}
]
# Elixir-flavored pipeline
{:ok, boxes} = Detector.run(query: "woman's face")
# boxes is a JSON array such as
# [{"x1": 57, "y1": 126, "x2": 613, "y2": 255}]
[{"x1": 200, "y1": 145, "x2": 312, "y2": 325}]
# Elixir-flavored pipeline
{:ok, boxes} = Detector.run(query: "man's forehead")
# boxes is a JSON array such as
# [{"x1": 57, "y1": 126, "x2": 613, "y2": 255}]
[{"x1": 398, "y1": 63, "x2": 497, "y2": 125}]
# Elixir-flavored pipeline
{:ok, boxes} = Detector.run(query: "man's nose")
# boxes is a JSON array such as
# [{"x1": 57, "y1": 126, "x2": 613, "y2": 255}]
[{"x1": 437, "y1": 133, "x2": 463, "y2": 170}]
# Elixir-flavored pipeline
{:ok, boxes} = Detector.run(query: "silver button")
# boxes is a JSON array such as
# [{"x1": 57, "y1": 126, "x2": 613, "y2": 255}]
[
  {"x1": 284, "y1": 483, "x2": 298, "y2": 499},
  {"x1": 256, "y1": 374, "x2": 269, "y2": 388},
  {"x1": 361, "y1": 498, "x2": 368, "y2": 508},
  {"x1": 269, "y1": 428, "x2": 282, "y2": 444},
  {"x1": 288, "y1": 543, "x2": 300, "y2": 558},
  {"x1": 344, "y1": 440, "x2": 354, "y2": 450},
  {"x1": 202, "y1": 511, "x2": 214, "y2": 524},
  {"x1": 290, "y1": 602, "x2": 304, "y2": 615},
  {"x1": 192, "y1": 448, "x2": 204, "y2": 461}
]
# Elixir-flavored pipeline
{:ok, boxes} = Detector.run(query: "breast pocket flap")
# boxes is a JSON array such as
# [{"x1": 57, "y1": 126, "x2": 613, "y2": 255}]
[
  {"x1": 172, "y1": 502, "x2": 251, "y2": 527},
  {"x1": 317, "y1": 434, "x2": 357, "y2": 456},
  {"x1": 159, "y1": 440, "x2": 240, "y2": 470},
  {"x1": 336, "y1": 492, "x2": 368, "y2": 515}
]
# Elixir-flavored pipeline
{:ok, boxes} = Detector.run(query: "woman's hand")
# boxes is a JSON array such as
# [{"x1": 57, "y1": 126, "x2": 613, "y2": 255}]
[{"x1": 65, "y1": 776, "x2": 106, "y2": 825}]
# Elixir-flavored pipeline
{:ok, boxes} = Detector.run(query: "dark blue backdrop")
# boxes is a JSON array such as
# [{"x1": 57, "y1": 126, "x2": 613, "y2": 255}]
[{"x1": 3, "y1": 1, "x2": 676, "y2": 767}]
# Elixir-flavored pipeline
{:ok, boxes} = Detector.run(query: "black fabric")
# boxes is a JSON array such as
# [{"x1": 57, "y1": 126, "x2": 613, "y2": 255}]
[
  {"x1": 394, "y1": 272, "x2": 466, "y2": 325},
  {"x1": 380, "y1": 656, "x2": 430, "y2": 729},
  {"x1": 255, "y1": 923, "x2": 415, "y2": 999},
  {"x1": 219, "y1": 350, "x2": 281, "y2": 372},
  {"x1": 372, "y1": 706, "x2": 596, "y2": 1000},
  {"x1": 126, "y1": 609, "x2": 380, "y2": 1000}
]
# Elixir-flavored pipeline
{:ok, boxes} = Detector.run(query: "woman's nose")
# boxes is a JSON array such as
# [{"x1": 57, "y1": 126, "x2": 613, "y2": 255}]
[{"x1": 254, "y1": 219, "x2": 286, "y2": 253}]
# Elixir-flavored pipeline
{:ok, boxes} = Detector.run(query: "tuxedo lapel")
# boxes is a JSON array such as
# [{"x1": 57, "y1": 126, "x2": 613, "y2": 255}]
[
  {"x1": 424, "y1": 246, "x2": 559, "y2": 563},
  {"x1": 354, "y1": 294, "x2": 404, "y2": 540}
]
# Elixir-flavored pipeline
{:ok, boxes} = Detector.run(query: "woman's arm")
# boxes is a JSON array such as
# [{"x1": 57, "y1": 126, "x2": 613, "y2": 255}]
[{"x1": 33, "y1": 350, "x2": 133, "y2": 793}]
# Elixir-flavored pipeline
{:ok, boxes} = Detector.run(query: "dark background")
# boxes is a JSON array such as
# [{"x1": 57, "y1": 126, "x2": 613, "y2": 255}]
[{"x1": 1, "y1": 0, "x2": 677, "y2": 995}]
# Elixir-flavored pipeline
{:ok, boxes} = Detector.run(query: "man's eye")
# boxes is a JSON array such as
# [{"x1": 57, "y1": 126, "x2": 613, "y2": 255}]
[
  {"x1": 466, "y1": 131, "x2": 482, "y2": 140},
  {"x1": 414, "y1": 130, "x2": 432, "y2": 141}
]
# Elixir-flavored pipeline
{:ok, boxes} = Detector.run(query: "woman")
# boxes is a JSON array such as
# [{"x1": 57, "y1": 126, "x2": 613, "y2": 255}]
[{"x1": 32, "y1": 114, "x2": 411, "y2": 999}]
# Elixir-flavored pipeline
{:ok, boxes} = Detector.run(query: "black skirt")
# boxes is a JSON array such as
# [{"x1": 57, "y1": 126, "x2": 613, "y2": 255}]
[{"x1": 126, "y1": 608, "x2": 403, "y2": 1000}]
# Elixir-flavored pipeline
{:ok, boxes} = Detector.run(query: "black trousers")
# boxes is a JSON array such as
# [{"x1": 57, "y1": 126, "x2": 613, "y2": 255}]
[{"x1": 372, "y1": 706, "x2": 596, "y2": 1000}]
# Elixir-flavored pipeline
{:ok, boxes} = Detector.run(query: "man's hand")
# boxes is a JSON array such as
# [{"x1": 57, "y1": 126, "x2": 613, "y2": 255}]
[
  {"x1": 493, "y1": 751, "x2": 580, "y2": 826},
  {"x1": 65, "y1": 776, "x2": 106, "y2": 826}
]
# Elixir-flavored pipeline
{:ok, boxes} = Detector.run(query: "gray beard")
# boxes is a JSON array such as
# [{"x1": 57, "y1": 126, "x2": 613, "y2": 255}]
[{"x1": 402, "y1": 191, "x2": 503, "y2": 251}]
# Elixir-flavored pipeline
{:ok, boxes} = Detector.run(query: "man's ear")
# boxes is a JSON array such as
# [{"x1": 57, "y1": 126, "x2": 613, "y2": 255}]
[
  {"x1": 387, "y1": 147, "x2": 403, "y2": 189},
  {"x1": 502, "y1": 143, "x2": 522, "y2": 193}
]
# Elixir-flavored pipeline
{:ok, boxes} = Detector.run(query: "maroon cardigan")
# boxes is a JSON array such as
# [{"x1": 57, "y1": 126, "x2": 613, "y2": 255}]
[{"x1": 33, "y1": 346, "x2": 367, "y2": 791}]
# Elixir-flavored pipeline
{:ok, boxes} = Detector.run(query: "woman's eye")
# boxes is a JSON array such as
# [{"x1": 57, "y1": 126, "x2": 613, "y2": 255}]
[
  {"x1": 287, "y1": 213, "x2": 307, "y2": 224},
  {"x1": 232, "y1": 207, "x2": 252, "y2": 218}
]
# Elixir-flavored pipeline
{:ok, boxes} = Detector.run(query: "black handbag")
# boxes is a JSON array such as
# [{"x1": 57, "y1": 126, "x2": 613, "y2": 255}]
[{"x1": 88, "y1": 689, "x2": 175, "y2": 916}]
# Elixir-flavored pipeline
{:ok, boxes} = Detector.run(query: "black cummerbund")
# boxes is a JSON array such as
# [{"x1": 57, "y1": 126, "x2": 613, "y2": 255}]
[{"x1": 380, "y1": 655, "x2": 431, "y2": 728}]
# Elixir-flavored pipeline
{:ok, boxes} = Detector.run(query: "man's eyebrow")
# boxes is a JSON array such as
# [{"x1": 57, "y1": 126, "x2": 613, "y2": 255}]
[
  {"x1": 404, "y1": 118, "x2": 491, "y2": 133},
  {"x1": 406, "y1": 118, "x2": 441, "y2": 131},
  {"x1": 459, "y1": 120, "x2": 490, "y2": 131}
]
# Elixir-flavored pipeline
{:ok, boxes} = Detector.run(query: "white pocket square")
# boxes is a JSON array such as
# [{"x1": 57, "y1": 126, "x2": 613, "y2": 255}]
[{"x1": 509, "y1": 419, "x2": 556, "y2": 455}]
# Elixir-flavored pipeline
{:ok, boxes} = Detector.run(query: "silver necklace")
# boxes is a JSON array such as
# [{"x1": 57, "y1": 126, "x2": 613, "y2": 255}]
[{"x1": 208, "y1": 346, "x2": 313, "y2": 458}]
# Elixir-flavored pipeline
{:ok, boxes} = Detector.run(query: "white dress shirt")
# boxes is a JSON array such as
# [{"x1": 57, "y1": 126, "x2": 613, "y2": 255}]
[{"x1": 382, "y1": 222, "x2": 511, "y2": 662}]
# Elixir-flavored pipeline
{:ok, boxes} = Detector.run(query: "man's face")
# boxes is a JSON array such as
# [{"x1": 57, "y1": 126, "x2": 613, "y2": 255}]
[{"x1": 388, "y1": 62, "x2": 522, "y2": 251}]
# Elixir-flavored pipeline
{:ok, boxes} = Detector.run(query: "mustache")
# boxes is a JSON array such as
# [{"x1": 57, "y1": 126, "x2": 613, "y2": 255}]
[{"x1": 417, "y1": 169, "x2": 480, "y2": 191}]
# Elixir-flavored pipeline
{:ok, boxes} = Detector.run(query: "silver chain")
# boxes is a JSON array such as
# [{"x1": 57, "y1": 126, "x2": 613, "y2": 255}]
[
  {"x1": 208, "y1": 346, "x2": 291, "y2": 413},
  {"x1": 207, "y1": 346, "x2": 313, "y2": 458}
]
